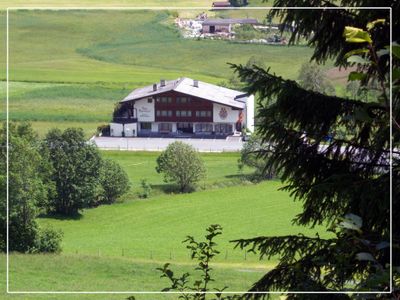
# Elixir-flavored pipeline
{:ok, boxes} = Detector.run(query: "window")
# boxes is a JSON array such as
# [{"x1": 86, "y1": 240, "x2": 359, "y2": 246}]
[
  {"x1": 176, "y1": 110, "x2": 192, "y2": 117},
  {"x1": 195, "y1": 123, "x2": 213, "y2": 133},
  {"x1": 140, "y1": 122, "x2": 152, "y2": 130},
  {"x1": 177, "y1": 122, "x2": 193, "y2": 129},
  {"x1": 147, "y1": 98, "x2": 153, "y2": 103},
  {"x1": 161, "y1": 97, "x2": 172, "y2": 103},
  {"x1": 176, "y1": 97, "x2": 190, "y2": 104},
  {"x1": 158, "y1": 110, "x2": 172, "y2": 117},
  {"x1": 158, "y1": 123, "x2": 172, "y2": 132},
  {"x1": 196, "y1": 111, "x2": 212, "y2": 118},
  {"x1": 215, "y1": 124, "x2": 233, "y2": 134}
]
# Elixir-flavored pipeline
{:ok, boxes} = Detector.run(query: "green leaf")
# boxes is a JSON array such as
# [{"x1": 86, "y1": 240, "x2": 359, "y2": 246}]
[
  {"x1": 366, "y1": 19, "x2": 386, "y2": 30},
  {"x1": 344, "y1": 48, "x2": 369, "y2": 59},
  {"x1": 347, "y1": 55, "x2": 370, "y2": 65},
  {"x1": 343, "y1": 26, "x2": 372, "y2": 44},
  {"x1": 348, "y1": 71, "x2": 367, "y2": 81}
]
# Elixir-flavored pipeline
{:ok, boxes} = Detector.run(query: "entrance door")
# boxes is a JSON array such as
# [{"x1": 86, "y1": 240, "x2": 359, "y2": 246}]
[
  {"x1": 177, "y1": 122, "x2": 193, "y2": 134},
  {"x1": 210, "y1": 26, "x2": 215, "y2": 33}
]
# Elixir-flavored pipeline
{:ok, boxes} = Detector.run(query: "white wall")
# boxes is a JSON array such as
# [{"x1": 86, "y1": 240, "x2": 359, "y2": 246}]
[
  {"x1": 213, "y1": 103, "x2": 240, "y2": 123},
  {"x1": 124, "y1": 123, "x2": 137, "y2": 137},
  {"x1": 151, "y1": 123, "x2": 158, "y2": 132},
  {"x1": 110, "y1": 123, "x2": 137, "y2": 137},
  {"x1": 110, "y1": 123, "x2": 123, "y2": 137},
  {"x1": 135, "y1": 98, "x2": 155, "y2": 122},
  {"x1": 246, "y1": 95, "x2": 255, "y2": 132}
]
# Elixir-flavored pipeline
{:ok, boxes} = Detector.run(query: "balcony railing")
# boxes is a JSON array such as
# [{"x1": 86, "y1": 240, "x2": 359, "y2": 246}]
[{"x1": 112, "y1": 116, "x2": 138, "y2": 123}]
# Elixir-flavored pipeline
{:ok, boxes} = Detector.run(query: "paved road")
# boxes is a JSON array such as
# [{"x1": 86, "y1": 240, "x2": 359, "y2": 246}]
[{"x1": 91, "y1": 136, "x2": 244, "y2": 152}]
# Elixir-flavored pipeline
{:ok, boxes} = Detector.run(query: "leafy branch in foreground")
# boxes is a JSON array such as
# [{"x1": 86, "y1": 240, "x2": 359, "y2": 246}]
[{"x1": 156, "y1": 224, "x2": 239, "y2": 300}]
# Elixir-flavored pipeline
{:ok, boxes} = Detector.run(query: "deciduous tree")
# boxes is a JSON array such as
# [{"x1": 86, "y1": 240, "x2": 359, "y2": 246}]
[
  {"x1": 0, "y1": 123, "x2": 57, "y2": 252},
  {"x1": 44, "y1": 128, "x2": 101, "y2": 215},
  {"x1": 98, "y1": 159, "x2": 130, "y2": 204},
  {"x1": 297, "y1": 62, "x2": 335, "y2": 94},
  {"x1": 156, "y1": 142, "x2": 206, "y2": 193}
]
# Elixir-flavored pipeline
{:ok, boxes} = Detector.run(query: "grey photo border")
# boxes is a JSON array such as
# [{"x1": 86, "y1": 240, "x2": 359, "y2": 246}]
[{"x1": 5, "y1": 5, "x2": 393, "y2": 295}]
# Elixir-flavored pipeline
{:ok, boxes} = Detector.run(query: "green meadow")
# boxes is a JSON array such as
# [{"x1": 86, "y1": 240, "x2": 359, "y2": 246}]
[
  {"x1": 4, "y1": 152, "x2": 328, "y2": 295},
  {"x1": 0, "y1": 4, "x2": 334, "y2": 299},
  {"x1": 101, "y1": 151, "x2": 253, "y2": 198},
  {"x1": 7, "y1": 181, "x2": 326, "y2": 295},
  {"x1": 0, "y1": 9, "x2": 319, "y2": 136}
]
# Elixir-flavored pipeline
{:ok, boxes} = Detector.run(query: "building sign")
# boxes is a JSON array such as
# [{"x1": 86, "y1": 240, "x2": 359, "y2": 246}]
[
  {"x1": 219, "y1": 107, "x2": 228, "y2": 120},
  {"x1": 135, "y1": 98, "x2": 155, "y2": 122},
  {"x1": 138, "y1": 106, "x2": 152, "y2": 118},
  {"x1": 213, "y1": 103, "x2": 239, "y2": 123}
]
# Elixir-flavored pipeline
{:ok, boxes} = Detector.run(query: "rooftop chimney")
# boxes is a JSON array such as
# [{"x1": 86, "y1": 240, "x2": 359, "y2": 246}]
[
  {"x1": 153, "y1": 84, "x2": 157, "y2": 91},
  {"x1": 193, "y1": 80, "x2": 199, "y2": 88},
  {"x1": 160, "y1": 79, "x2": 166, "y2": 87}
]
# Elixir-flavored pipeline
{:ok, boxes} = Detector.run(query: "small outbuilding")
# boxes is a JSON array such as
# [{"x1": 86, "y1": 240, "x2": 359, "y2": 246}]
[
  {"x1": 202, "y1": 18, "x2": 259, "y2": 34},
  {"x1": 212, "y1": 1, "x2": 232, "y2": 8}
]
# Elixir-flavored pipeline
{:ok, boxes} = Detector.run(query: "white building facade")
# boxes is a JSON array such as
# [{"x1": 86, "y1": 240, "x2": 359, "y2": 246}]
[{"x1": 110, "y1": 77, "x2": 254, "y2": 137}]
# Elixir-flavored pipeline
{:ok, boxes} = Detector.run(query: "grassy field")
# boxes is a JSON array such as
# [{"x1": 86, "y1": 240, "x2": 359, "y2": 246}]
[
  {"x1": 0, "y1": 3, "x2": 334, "y2": 298},
  {"x1": 101, "y1": 150, "x2": 252, "y2": 198},
  {"x1": 4, "y1": 181, "x2": 327, "y2": 295},
  {"x1": 2, "y1": 172, "x2": 328, "y2": 296},
  {"x1": 6, "y1": 254, "x2": 271, "y2": 295},
  {"x1": 0, "y1": 9, "x2": 318, "y2": 136},
  {"x1": 37, "y1": 181, "x2": 326, "y2": 263},
  {"x1": 0, "y1": 0, "x2": 274, "y2": 9}
]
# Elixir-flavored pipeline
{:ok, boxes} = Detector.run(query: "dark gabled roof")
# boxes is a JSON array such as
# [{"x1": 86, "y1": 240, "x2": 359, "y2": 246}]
[
  {"x1": 121, "y1": 77, "x2": 247, "y2": 109},
  {"x1": 202, "y1": 18, "x2": 259, "y2": 26}
]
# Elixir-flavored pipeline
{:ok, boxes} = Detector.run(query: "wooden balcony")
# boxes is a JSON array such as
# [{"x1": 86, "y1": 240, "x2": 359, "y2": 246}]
[{"x1": 112, "y1": 116, "x2": 138, "y2": 123}]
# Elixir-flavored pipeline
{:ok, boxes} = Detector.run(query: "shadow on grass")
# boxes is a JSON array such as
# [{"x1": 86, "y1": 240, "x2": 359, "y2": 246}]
[
  {"x1": 224, "y1": 174, "x2": 251, "y2": 180},
  {"x1": 151, "y1": 183, "x2": 195, "y2": 194},
  {"x1": 38, "y1": 212, "x2": 84, "y2": 221}
]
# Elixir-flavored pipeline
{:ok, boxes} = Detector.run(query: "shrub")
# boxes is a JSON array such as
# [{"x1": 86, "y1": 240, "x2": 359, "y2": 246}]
[
  {"x1": 31, "y1": 227, "x2": 63, "y2": 253},
  {"x1": 156, "y1": 142, "x2": 206, "y2": 193},
  {"x1": 139, "y1": 179, "x2": 152, "y2": 199},
  {"x1": 98, "y1": 159, "x2": 130, "y2": 204},
  {"x1": 239, "y1": 133, "x2": 277, "y2": 180},
  {"x1": 156, "y1": 225, "x2": 232, "y2": 299}
]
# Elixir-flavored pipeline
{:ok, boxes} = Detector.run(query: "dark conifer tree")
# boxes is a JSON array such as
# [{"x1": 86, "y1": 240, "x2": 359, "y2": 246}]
[{"x1": 231, "y1": 1, "x2": 399, "y2": 298}]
